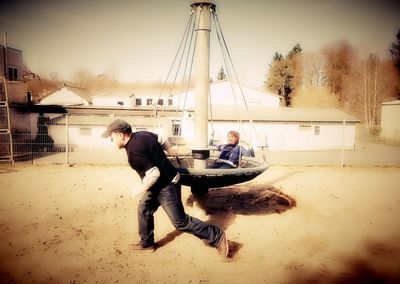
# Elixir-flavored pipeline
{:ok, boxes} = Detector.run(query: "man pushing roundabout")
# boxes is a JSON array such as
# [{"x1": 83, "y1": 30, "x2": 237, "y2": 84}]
[{"x1": 102, "y1": 119, "x2": 229, "y2": 260}]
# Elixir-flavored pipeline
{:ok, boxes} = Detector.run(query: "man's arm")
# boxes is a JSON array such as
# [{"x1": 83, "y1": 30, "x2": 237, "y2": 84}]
[
  {"x1": 158, "y1": 135, "x2": 177, "y2": 156},
  {"x1": 142, "y1": 166, "x2": 160, "y2": 191},
  {"x1": 130, "y1": 166, "x2": 160, "y2": 197}
]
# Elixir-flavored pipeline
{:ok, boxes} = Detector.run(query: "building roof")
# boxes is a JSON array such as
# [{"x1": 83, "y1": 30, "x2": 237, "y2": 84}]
[
  {"x1": 209, "y1": 106, "x2": 360, "y2": 123},
  {"x1": 44, "y1": 105, "x2": 359, "y2": 125},
  {"x1": 39, "y1": 85, "x2": 92, "y2": 105},
  {"x1": 173, "y1": 80, "x2": 280, "y2": 108},
  {"x1": 51, "y1": 114, "x2": 156, "y2": 128},
  {"x1": 382, "y1": 100, "x2": 400, "y2": 105}
]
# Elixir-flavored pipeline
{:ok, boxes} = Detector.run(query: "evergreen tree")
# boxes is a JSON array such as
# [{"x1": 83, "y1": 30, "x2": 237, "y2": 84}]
[
  {"x1": 389, "y1": 28, "x2": 400, "y2": 98},
  {"x1": 216, "y1": 66, "x2": 227, "y2": 81},
  {"x1": 265, "y1": 44, "x2": 303, "y2": 107},
  {"x1": 285, "y1": 44, "x2": 303, "y2": 106},
  {"x1": 265, "y1": 52, "x2": 287, "y2": 105},
  {"x1": 389, "y1": 29, "x2": 400, "y2": 74}
]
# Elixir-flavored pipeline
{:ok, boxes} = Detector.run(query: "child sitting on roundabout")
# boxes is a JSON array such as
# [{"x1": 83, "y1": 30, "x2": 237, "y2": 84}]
[{"x1": 208, "y1": 130, "x2": 255, "y2": 169}]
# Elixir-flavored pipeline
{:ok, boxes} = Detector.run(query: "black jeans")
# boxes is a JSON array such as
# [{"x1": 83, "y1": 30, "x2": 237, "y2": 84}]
[{"x1": 137, "y1": 182, "x2": 223, "y2": 248}]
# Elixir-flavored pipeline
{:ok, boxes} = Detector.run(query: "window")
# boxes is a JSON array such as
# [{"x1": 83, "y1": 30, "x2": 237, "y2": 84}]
[
  {"x1": 299, "y1": 124, "x2": 312, "y2": 131},
  {"x1": 158, "y1": 99, "x2": 164, "y2": 106},
  {"x1": 79, "y1": 127, "x2": 92, "y2": 136},
  {"x1": 147, "y1": 99, "x2": 153, "y2": 105},
  {"x1": 7, "y1": 67, "x2": 18, "y2": 81},
  {"x1": 314, "y1": 126, "x2": 320, "y2": 135},
  {"x1": 168, "y1": 99, "x2": 173, "y2": 106},
  {"x1": 172, "y1": 123, "x2": 181, "y2": 136},
  {"x1": 136, "y1": 98, "x2": 142, "y2": 106},
  {"x1": 117, "y1": 101, "x2": 124, "y2": 106}
]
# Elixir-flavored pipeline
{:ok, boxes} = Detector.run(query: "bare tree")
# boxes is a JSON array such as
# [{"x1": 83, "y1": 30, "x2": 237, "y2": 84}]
[
  {"x1": 322, "y1": 41, "x2": 355, "y2": 102},
  {"x1": 343, "y1": 54, "x2": 398, "y2": 132},
  {"x1": 292, "y1": 86, "x2": 339, "y2": 108},
  {"x1": 25, "y1": 73, "x2": 62, "y2": 102},
  {"x1": 71, "y1": 68, "x2": 95, "y2": 88},
  {"x1": 302, "y1": 51, "x2": 325, "y2": 87}
]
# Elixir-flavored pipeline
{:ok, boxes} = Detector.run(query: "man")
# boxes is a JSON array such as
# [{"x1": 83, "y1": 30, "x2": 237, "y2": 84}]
[{"x1": 101, "y1": 119, "x2": 229, "y2": 259}]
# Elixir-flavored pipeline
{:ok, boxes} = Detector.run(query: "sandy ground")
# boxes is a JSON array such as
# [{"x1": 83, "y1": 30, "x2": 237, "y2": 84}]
[{"x1": 1, "y1": 164, "x2": 400, "y2": 283}]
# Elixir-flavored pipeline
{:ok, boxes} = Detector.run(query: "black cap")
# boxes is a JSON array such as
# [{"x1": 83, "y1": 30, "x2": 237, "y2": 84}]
[{"x1": 101, "y1": 119, "x2": 132, "y2": 138}]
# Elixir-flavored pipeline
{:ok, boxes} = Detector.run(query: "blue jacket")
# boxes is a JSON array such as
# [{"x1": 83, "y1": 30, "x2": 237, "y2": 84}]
[{"x1": 216, "y1": 144, "x2": 254, "y2": 167}]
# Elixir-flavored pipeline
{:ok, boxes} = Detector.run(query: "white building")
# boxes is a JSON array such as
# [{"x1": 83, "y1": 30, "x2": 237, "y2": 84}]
[
  {"x1": 91, "y1": 88, "x2": 135, "y2": 107},
  {"x1": 47, "y1": 113, "x2": 174, "y2": 151},
  {"x1": 173, "y1": 80, "x2": 280, "y2": 109},
  {"x1": 132, "y1": 88, "x2": 174, "y2": 107},
  {"x1": 180, "y1": 106, "x2": 359, "y2": 151},
  {"x1": 76, "y1": 87, "x2": 175, "y2": 108},
  {"x1": 43, "y1": 106, "x2": 359, "y2": 153},
  {"x1": 39, "y1": 85, "x2": 92, "y2": 106},
  {"x1": 381, "y1": 100, "x2": 400, "y2": 145}
]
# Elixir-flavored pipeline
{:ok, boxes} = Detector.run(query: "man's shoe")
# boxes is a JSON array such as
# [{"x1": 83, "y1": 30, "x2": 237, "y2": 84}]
[
  {"x1": 216, "y1": 231, "x2": 229, "y2": 260},
  {"x1": 129, "y1": 243, "x2": 156, "y2": 252}
]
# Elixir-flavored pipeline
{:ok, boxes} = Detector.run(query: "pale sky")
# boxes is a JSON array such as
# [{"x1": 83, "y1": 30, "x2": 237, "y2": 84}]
[{"x1": 1, "y1": 0, "x2": 399, "y2": 88}]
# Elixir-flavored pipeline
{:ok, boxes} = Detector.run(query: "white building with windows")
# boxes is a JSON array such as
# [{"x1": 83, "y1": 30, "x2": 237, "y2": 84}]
[
  {"x1": 43, "y1": 106, "x2": 359, "y2": 153},
  {"x1": 131, "y1": 88, "x2": 174, "y2": 107},
  {"x1": 180, "y1": 106, "x2": 359, "y2": 151},
  {"x1": 91, "y1": 88, "x2": 135, "y2": 107}
]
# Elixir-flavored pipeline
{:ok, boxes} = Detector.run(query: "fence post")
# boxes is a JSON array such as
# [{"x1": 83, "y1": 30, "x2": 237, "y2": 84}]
[
  {"x1": 341, "y1": 119, "x2": 346, "y2": 167},
  {"x1": 65, "y1": 113, "x2": 69, "y2": 165}
]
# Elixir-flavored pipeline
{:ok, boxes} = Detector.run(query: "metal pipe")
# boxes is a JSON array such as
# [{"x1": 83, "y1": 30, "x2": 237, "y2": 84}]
[
  {"x1": 66, "y1": 114, "x2": 70, "y2": 165},
  {"x1": 3, "y1": 32, "x2": 7, "y2": 79}
]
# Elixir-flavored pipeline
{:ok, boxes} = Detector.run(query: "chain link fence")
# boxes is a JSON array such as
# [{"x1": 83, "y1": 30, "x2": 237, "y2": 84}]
[{"x1": 1, "y1": 112, "x2": 400, "y2": 166}]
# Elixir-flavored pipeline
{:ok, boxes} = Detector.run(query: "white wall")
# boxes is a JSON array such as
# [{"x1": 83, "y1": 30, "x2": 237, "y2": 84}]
[
  {"x1": 187, "y1": 121, "x2": 356, "y2": 151},
  {"x1": 173, "y1": 81, "x2": 280, "y2": 109},
  {"x1": 46, "y1": 115, "x2": 356, "y2": 152},
  {"x1": 92, "y1": 96, "x2": 132, "y2": 107},
  {"x1": 40, "y1": 88, "x2": 89, "y2": 106},
  {"x1": 48, "y1": 118, "x2": 173, "y2": 151},
  {"x1": 381, "y1": 103, "x2": 400, "y2": 143}
]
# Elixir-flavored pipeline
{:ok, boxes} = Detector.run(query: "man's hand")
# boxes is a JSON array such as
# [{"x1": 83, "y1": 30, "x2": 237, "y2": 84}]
[{"x1": 129, "y1": 186, "x2": 146, "y2": 198}]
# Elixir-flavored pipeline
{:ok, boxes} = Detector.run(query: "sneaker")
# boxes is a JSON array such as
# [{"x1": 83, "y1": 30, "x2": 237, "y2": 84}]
[
  {"x1": 216, "y1": 231, "x2": 229, "y2": 260},
  {"x1": 129, "y1": 243, "x2": 156, "y2": 252}
]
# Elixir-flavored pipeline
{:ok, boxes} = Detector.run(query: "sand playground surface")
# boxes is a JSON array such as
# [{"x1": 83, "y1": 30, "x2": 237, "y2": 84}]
[{"x1": 1, "y1": 164, "x2": 400, "y2": 283}]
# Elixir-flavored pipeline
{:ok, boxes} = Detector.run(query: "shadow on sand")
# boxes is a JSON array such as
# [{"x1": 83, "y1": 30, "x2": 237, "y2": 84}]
[
  {"x1": 188, "y1": 184, "x2": 296, "y2": 259},
  {"x1": 284, "y1": 238, "x2": 400, "y2": 283},
  {"x1": 157, "y1": 183, "x2": 296, "y2": 260}
]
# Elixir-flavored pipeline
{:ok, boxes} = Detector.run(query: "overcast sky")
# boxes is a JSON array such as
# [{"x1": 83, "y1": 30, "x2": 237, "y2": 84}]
[{"x1": 1, "y1": 0, "x2": 399, "y2": 88}]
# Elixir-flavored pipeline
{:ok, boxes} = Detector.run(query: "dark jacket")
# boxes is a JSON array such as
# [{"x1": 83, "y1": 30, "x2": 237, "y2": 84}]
[{"x1": 124, "y1": 131, "x2": 177, "y2": 188}]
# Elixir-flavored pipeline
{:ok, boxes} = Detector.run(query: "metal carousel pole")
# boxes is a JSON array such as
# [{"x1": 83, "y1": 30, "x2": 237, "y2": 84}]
[{"x1": 191, "y1": 1, "x2": 215, "y2": 170}]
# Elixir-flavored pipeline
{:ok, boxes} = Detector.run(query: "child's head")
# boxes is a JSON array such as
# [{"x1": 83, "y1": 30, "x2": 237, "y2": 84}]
[{"x1": 227, "y1": 130, "x2": 240, "y2": 145}]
